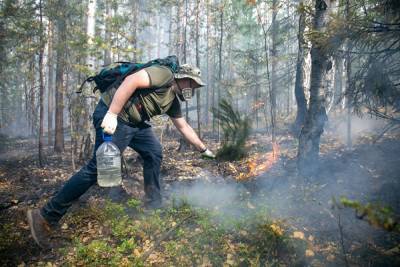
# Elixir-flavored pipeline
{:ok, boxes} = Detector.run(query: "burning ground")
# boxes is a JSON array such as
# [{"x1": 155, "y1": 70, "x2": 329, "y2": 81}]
[{"x1": 0, "y1": 121, "x2": 399, "y2": 266}]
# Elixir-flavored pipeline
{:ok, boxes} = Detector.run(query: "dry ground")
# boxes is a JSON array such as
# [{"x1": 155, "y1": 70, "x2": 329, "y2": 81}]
[{"x1": 0, "y1": 127, "x2": 399, "y2": 266}]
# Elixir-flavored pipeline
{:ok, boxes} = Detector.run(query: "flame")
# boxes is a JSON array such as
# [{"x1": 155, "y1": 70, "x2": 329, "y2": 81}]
[{"x1": 238, "y1": 142, "x2": 280, "y2": 180}]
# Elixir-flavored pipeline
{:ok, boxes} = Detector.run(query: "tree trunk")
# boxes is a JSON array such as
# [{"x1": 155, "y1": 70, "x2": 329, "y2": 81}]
[
  {"x1": 54, "y1": 0, "x2": 67, "y2": 153},
  {"x1": 270, "y1": 0, "x2": 278, "y2": 142},
  {"x1": 297, "y1": 0, "x2": 330, "y2": 174},
  {"x1": 333, "y1": 55, "x2": 343, "y2": 110},
  {"x1": 29, "y1": 57, "x2": 36, "y2": 135},
  {"x1": 104, "y1": 1, "x2": 112, "y2": 65},
  {"x1": 176, "y1": 0, "x2": 182, "y2": 61},
  {"x1": 257, "y1": 6, "x2": 272, "y2": 136},
  {"x1": 195, "y1": 0, "x2": 201, "y2": 138},
  {"x1": 0, "y1": 19, "x2": 4, "y2": 129},
  {"x1": 292, "y1": 1, "x2": 307, "y2": 135},
  {"x1": 255, "y1": 61, "x2": 260, "y2": 129},
  {"x1": 184, "y1": 0, "x2": 189, "y2": 121},
  {"x1": 38, "y1": 0, "x2": 45, "y2": 166},
  {"x1": 217, "y1": 5, "x2": 224, "y2": 142},
  {"x1": 131, "y1": 1, "x2": 138, "y2": 61},
  {"x1": 47, "y1": 21, "x2": 55, "y2": 147},
  {"x1": 286, "y1": 0, "x2": 292, "y2": 117},
  {"x1": 168, "y1": 6, "x2": 174, "y2": 56},
  {"x1": 83, "y1": 0, "x2": 97, "y2": 160},
  {"x1": 345, "y1": 0, "x2": 352, "y2": 149},
  {"x1": 178, "y1": 0, "x2": 190, "y2": 152},
  {"x1": 205, "y1": 0, "x2": 210, "y2": 126}
]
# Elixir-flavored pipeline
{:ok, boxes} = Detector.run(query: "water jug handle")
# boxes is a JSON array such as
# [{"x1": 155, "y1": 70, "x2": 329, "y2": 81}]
[{"x1": 102, "y1": 131, "x2": 113, "y2": 142}]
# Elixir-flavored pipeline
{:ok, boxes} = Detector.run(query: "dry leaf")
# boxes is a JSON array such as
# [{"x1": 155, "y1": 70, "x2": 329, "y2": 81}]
[
  {"x1": 133, "y1": 248, "x2": 141, "y2": 257},
  {"x1": 292, "y1": 231, "x2": 305, "y2": 239},
  {"x1": 270, "y1": 224, "x2": 284, "y2": 236},
  {"x1": 305, "y1": 249, "x2": 315, "y2": 257}
]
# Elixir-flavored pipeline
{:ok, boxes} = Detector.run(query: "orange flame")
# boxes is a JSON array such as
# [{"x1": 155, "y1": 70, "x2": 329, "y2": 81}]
[{"x1": 238, "y1": 142, "x2": 280, "y2": 180}]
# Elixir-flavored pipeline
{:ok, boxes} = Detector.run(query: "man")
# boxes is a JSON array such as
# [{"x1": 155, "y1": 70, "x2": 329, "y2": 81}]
[{"x1": 27, "y1": 62, "x2": 215, "y2": 248}]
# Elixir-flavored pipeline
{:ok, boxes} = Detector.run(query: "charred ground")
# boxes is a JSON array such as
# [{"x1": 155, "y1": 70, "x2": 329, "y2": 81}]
[{"x1": 0, "y1": 125, "x2": 399, "y2": 266}]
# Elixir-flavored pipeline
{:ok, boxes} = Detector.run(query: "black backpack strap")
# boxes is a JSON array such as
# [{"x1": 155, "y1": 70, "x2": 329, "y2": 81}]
[
  {"x1": 101, "y1": 61, "x2": 133, "y2": 67},
  {"x1": 76, "y1": 76, "x2": 95, "y2": 93}
]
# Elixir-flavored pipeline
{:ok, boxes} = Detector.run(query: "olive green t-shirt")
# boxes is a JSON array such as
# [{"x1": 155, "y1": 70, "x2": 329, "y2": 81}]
[{"x1": 101, "y1": 65, "x2": 182, "y2": 126}]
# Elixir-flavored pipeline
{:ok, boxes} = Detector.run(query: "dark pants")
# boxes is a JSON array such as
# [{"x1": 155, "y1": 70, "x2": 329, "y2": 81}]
[{"x1": 41, "y1": 100, "x2": 163, "y2": 225}]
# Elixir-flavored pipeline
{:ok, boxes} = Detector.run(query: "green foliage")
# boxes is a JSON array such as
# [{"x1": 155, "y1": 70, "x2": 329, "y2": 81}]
[
  {"x1": 62, "y1": 197, "x2": 303, "y2": 266},
  {"x1": 340, "y1": 197, "x2": 400, "y2": 232},
  {"x1": 212, "y1": 99, "x2": 251, "y2": 161}
]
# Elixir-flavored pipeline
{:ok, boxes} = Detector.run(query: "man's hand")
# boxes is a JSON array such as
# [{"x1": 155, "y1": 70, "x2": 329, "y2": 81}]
[
  {"x1": 201, "y1": 149, "x2": 216, "y2": 159},
  {"x1": 101, "y1": 111, "x2": 118, "y2": 134}
]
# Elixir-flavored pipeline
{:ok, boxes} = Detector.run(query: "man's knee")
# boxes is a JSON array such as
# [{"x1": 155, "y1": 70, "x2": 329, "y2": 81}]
[{"x1": 142, "y1": 147, "x2": 162, "y2": 167}]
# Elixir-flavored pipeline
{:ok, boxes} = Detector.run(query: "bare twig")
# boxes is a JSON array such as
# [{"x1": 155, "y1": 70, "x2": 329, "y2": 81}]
[
  {"x1": 337, "y1": 210, "x2": 350, "y2": 267},
  {"x1": 332, "y1": 199, "x2": 350, "y2": 267}
]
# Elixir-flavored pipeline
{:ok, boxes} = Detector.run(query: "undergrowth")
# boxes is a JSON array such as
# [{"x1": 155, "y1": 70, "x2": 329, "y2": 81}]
[
  {"x1": 61, "y1": 198, "x2": 305, "y2": 266},
  {"x1": 213, "y1": 99, "x2": 251, "y2": 161}
]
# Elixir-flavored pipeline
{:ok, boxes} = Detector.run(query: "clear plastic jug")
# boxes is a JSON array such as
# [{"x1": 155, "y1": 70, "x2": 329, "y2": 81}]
[{"x1": 96, "y1": 133, "x2": 122, "y2": 187}]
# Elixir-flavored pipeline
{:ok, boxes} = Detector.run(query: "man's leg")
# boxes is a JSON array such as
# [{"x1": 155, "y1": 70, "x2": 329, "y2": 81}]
[
  {"x1": 129, "y1": 127, "x2": 163, "y2": 208},
  {"x1": 41, "y1": 102, "x2": 138, "y2": 225}
]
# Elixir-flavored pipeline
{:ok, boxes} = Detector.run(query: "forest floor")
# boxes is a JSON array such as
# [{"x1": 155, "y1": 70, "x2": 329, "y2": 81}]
[{"x1": 0, "y1": 122, "x2": 399, "y2": 266}]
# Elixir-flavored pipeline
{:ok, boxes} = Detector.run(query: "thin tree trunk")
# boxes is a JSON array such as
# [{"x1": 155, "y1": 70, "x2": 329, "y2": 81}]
[
  {"x1": 345, "y1": 0, "x2": 352, "y2": 149},
  {"x1": 0, "y1": 20, "x2": 4, "y2": 129},
  {"x1": 167, "y1": 6, "x2": 174, "y2": 56},
  {"x1": 104, "y1": 1, "x2": 112, "y2": 65},
  {"x1": 176, "y1": 0, "x2": 182, "y2": 61},
  {"x1": 54, "y1": 0, "x2": 67, "y2": 152},
  {"x1": 297, "y1": 0, "x2": 330, "y2": 174},
  {"x1": 256, "y1": 6, "x2": 272, "y2": 135},
  {"x1": 38, "y1": 0, "x2": 45, "y2": 166},
  {"x1": 184, "y1": 0, "x2": 189, "y2": 121},
  {"x1": 205, "y1": 0, "x2": 210, "y2": 126},
  {"x1": 132, "y1": 1, "x2": 138, "y2": 61},
  {"x1": 270, "y1": 0, "x2": 278, "y2": 142},
  {"x1": 286, "y1": 0, "x2": 292, "y2": 117},
  {"x1": 47, "y1": 21, "x2": 54, "y2": 147},
  {"x1": 292, "y1": 1, "x2": 307, "y2": 135},
  {"x1": 333, "y1": 55, "x2": 343, "y2": 110},
  {"x1": 217, "y1": 5, "x2": 224, "y2": 143},
  {"x1": 255, "y1": 61, "x2": 259, "y2": 129},
  {"x1": 29, "y1": 57, "x2": 36, "y2": 135},
  {"x1": 178, "y1": 0, "x2": 190, "y2": 151},
  {"x1": 195, "y1": 0, "x2": 201, "y2": 138}
]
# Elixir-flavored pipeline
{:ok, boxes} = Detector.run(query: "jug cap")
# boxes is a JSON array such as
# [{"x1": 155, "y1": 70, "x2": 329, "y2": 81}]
[{"x1": 103, "y1": 132, "x2": 112, "y2": 142}]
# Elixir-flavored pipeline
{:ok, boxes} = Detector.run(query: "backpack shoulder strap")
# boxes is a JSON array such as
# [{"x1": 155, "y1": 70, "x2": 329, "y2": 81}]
[{"x1": 76, "y1": 76, "x2": 95, "y2": 93}]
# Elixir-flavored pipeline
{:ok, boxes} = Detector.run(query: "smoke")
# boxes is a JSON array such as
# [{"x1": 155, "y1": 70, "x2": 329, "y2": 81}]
[
  {"x1": 167, "y1": 172, "x2": 244, "y2": 209},
  {"x1": 163, "y1": 125, "x2": 400, "y2": 265},
  {"x1": 327, "y1": 114, "x2": 386, "y2": 144}
]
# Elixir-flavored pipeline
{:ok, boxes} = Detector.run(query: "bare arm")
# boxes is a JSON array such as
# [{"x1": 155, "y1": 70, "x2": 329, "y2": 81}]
[
  {"x1": 171, "y1": 117, "x2": 207, "y2": 152},
  {"x1": 108, "y1": 69, "x2": 150, "y2": 114}
]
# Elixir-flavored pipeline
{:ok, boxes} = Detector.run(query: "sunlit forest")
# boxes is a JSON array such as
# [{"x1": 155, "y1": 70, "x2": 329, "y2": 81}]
[{"x1": 1, "y1": 0, "x2": 399, "y2": 266}]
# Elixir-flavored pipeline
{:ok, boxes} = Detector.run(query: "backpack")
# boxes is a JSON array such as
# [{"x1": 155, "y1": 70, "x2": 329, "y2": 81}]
[{"x1": 77, "y1": 55, "x2": 180, "y2": 94}]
